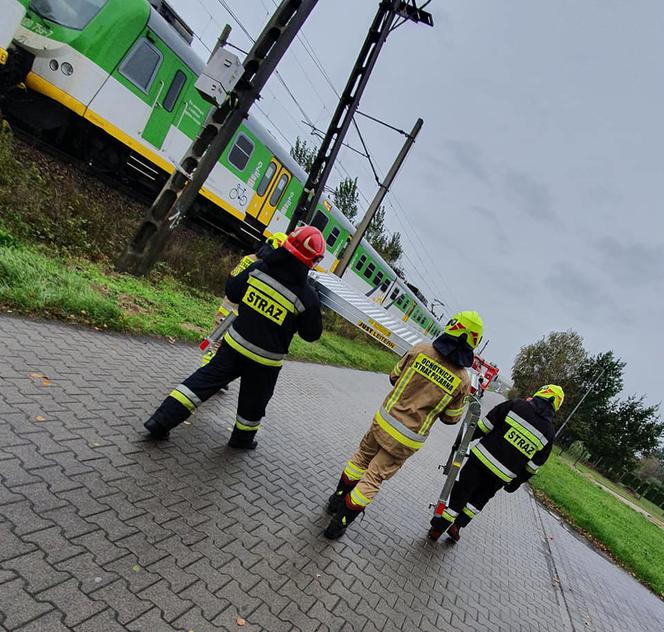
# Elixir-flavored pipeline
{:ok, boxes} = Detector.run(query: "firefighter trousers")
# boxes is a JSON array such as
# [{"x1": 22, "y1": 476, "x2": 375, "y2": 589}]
[
  {"x1": 149, "y1": 340, "x2": 281, "y2": 437},
  {"x1": 342, "y1": 423, "x2": 408, "y2": 510},
  {"x1": 436, "y1": 454, "x2": 504, "y2": 530}
]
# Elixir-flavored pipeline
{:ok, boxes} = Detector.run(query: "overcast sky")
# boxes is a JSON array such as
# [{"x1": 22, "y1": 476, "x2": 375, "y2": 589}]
[{"x1": 170, "y1": 0, "x2": 663, "y2": 406}]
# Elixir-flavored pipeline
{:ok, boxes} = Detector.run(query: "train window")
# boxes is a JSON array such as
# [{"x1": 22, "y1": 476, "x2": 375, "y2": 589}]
[
  {"x1": 327, "y1": 227, "x2": 340, "y2": 248},
  {"x1": 270, "y1": 173, "x2": 290, "y2": 206},
  {"x1": 374, "y1": 271, "x2": 384, "y2": 287},
  {"x1": 390, "y1": 288, "x2": 400, "y2": 301},
  {"x1": 228, "y1": 134, "x2": 254, "y2": 172},
  {"x1": 119, "y1": 38, "x2": 163, "y2": 93},
  {"x1": 163, "y1": 70, "x2": 186, "y2": 112},
  {"x1": 355, "y1": 254, "x2": 367, "y2": 271},
  {"x1": 311, "y1": 210, "x2": 329, "y2": 232},
  {"x1": 257, "y1": 162, "x2": 278, "y2": 196},
  {"x1": 381, "y1": 278, "x2": 391, "y2": 292},
  {"x1": 31, "y1": 0, "x2": 107, "y2": 30},
  {"x1": 363, "y1": 263, "x2": 376, "y2": 279}
]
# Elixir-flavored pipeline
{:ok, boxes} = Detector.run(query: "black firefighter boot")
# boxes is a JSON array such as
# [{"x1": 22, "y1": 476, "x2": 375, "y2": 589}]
[
  {"x1": 324, "y1": 503, "x2": 363, "y2": 540},
  {"x1": 228, "y1": 426, "x2": 258, "y2": 450},
  {"x1": 144, "y1": 410, "x2": 183, "y2": 440},
  {"x1": 428, "y1": 515, "x2": 453, "y2": 542},
  {"x1": 327, "y1": 474, "x2": 357, "y2": 515}
]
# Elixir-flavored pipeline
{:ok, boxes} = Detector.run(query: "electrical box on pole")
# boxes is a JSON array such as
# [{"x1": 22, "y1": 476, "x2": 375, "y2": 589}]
[
  {"x1": 334, "y1": 117, "x2": 423, "y2": 277},
  {"x1": 116, "y1": 0, "x2": 320, "y2": 277},
  {"x1": 286, "y1": 0, "x2": 433, "y2": 233}
]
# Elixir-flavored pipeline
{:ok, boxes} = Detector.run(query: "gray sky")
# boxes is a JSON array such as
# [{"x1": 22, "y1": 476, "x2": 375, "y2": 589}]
[{"x1": 170, "y1": 0, "x2": 663, "y2": 406}]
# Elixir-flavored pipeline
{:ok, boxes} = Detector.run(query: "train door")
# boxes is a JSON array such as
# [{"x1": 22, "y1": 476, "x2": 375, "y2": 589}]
[
  {"x1": 142, "y1": 65, "x2": 187, "y2": 150},
  {"x1": 246, "y1": 156, "x2": 292, "y2": 226}
]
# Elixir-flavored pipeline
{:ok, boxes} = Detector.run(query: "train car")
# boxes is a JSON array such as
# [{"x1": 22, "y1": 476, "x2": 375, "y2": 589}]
[
  {"x1": 0, "y1": 0, "x2": 444, "y2": 338},
  {"x1": 0, "y1": 0, "x2": 30, "y2": 91}
]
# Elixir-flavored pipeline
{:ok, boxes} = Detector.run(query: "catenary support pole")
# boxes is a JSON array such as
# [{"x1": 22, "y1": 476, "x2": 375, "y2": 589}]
[
  {"x1": 116, "y1": 0, "x2": 319, "y2": 276},
  {"x1": 334, "y1": 117, "x2": 423, "y2": 277},
  {"x1": 286, "y1": 1, "x2": 433, "y2": 233}
]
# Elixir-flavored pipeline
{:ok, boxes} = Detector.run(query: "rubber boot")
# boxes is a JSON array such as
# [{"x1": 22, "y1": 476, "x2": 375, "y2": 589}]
[
  {"x1": 228, "y1": 426, "x2": 258, "y2": 450},
  {"x1": 447, "y1": 523, "x2": 461, "y2": 543},
  {"x1": 323, "y1": 504, "x2": 363, "y2": 540},
  {"x1": 428, "y1": 515, "x2": 453, "y2": 542},
  {"x1": 327, "y1": 475, "x2": 357, "y2": 515},
  {"x1": 144, "y1": 415, "x2": 171, "y2": 440}
]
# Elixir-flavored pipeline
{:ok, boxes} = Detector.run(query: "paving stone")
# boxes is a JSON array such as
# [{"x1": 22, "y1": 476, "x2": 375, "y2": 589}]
[
  {"x1": 36, "y1": 577, "x2": 105, "y2": 627},
  {"x1": 90, "y1": 578, "x2": 152, "y2": 625},
  {"x1": 138, "y1": 579, "x2": 194, "y2": 623},
  {"x1": 1, "y1": 550, "x2": 70, "y2": 594},
  {"x1": 0, "y1": 522, "x2": 37, "y2": 563},
  {"x1": 56, "y1": 552, "x2": 118, "y2": 594},
  {"x1": 0, "y1": 577, "x2": 53, "y2": 630},
  {"x1": 125, "y1": 607, "x2": 178, "y2": 632},
  {"x1": 72, "y1": 531, "x2": 127, "y2": 566},
  {"x1": 74, "y1": 609, "x2": 127, "y2": 632},
  {"x1": 2, "y1": 316, "x2": 664, "y2": 632}
]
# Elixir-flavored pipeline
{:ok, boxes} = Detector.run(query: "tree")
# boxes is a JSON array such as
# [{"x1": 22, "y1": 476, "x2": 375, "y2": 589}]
[
  {"x1": 363, "y1": 206, "x2": 404, "y2": 269},
  {"x1": 562, "y1": 351, "x2": 625, "y2": 444},
  {"x1": 511, "y1": 330, "x2": 587, "y2": 403},
  {"x1": 290, "y1": 137, "x2": 317, "y2": 173},
  {"x1": 511, "y1": 330, "x2": 663, "y2": 470},
  {"x1": 332, "y1": 177, "x2": 359, "y2": 223},
  {"x1": 584, "y1": 397, "x2": 662, "y2": 473}
]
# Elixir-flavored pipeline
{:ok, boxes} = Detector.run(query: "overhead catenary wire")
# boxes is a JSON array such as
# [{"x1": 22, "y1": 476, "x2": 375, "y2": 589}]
[{"x1": 196, "y1": 0, "x2": 457, "y2": 311}]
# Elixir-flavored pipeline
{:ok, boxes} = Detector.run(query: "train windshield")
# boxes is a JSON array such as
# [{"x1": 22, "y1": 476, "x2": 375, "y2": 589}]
[{"x1": 30, "y1": 0, "x2": 108, "y2": 31}]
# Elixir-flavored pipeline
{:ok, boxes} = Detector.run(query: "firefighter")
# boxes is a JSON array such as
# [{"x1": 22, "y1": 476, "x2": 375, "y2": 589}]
[
  {"x1": 201, "y1": 232, "x2": 288, "y2": 367},
  {"x1": 323, "y1": 311, "x2": 484, "y2": 540},
  {"x1": 143, "y1": 225, "x2": 325, "y2": 448},
  {"x1": 428, "y1": 384, "x2": 564, "y2": 542}
]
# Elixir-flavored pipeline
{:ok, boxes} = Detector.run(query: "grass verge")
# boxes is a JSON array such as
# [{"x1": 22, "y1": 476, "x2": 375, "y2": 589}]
[
  {"x1": 531, "y1": 452, "x2": 664, "y2": 598},
  {"x1": 0, "y1": 237, "x2": 395, "y2": 373}
]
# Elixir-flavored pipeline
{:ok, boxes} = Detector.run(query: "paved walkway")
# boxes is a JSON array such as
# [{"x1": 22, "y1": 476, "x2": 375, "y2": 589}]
[{"x1": 0, "y1": 316, "x2": 663, "y2": 631}]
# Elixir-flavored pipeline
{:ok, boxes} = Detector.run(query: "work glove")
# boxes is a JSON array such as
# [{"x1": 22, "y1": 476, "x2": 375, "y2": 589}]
[{"x1": 504, "y1": 481, "x2": 520, "y2": 494}]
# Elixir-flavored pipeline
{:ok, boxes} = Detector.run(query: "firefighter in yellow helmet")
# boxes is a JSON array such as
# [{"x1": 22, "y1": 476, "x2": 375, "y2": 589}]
[
  {"x1": 201, "y1": 232, "x2": 288, "y2": 367},
  {"x1": 323, "y1": 311, "x2": 484, "y2": 539},
  {"x1": 429, "y1": 384, "x2": 564, "y2": 543}
]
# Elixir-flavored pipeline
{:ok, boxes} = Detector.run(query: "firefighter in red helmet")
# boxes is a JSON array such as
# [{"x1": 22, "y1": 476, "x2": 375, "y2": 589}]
[{"x1": 143, "y1": 226, "x2": 325, "y2": 448}]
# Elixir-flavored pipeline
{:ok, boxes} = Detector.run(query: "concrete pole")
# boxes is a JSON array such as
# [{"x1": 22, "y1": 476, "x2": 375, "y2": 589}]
[{"x1": 334, "y1": 117, "x2": 423, "y2": 277}]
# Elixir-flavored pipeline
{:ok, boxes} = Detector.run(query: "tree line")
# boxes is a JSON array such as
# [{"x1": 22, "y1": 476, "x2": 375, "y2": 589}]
[
  {"x1": 290, "y1": 137, "x2": 404, "y2": 275},
  {"x1": 511, "y1": 330, "x2": 662, "y2": 475}
]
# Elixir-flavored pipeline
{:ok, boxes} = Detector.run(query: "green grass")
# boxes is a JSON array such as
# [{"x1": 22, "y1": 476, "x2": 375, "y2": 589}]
[
  {"x1": 566, "y1": 455, "x2": 664, "y2": 523},
  {"x1": 0, "y1": 238, "x2": 396, "y2": 373},
  {"x1": 531, "y1": 452, "x2": 664, "y2": 597}
]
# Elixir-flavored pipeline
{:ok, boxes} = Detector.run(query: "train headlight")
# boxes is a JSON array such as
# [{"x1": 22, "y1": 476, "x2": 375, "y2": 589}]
[
  {"x1": 61, "y1": 62, "x2": 74, "y2": 76},
  {"x1": 49, "y1": 59, "x2": 59, "y2": 71}
]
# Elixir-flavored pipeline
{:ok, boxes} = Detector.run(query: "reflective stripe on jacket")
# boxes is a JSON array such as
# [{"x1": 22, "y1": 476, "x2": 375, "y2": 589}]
[
  {"x1": 372, "y1": 342, "x2": 470, "y2": 459},
  {"x1": 473, "y1": 398, "x2": 556, "y2": 485},
  {"x1": 224, "y1": 251, "x2": 322, "y2": 363}
]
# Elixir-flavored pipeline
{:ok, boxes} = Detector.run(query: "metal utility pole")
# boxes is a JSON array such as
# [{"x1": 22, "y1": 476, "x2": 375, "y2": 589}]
[
  {"x1": 335, "y1": 117, "x2": 423, "y2": 277},
  {"x1": 286, "y1": 0, "x2": 433, "y2": 233},
  {"x1": 116, "y1": 0, "x2": 319, "y2": 276},
  {"x1": 555, "y1": 367, "x2": 607, "y2": 440}
]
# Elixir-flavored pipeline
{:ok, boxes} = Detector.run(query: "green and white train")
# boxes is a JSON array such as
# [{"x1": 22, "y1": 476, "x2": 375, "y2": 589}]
[{"x1": 0, "y1": 0, "x2": 444, "y2": 338}]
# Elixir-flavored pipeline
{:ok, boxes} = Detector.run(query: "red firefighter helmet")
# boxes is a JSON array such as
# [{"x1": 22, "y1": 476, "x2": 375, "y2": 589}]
[{"x1": 283, "y1": 225, "x2": 325, "y2": 268}]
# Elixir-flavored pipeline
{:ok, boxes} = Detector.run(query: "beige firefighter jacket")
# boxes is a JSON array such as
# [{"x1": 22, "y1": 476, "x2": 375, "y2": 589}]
[{"x1": 372, "y1": 342, "x2": 470, "y2": 460}]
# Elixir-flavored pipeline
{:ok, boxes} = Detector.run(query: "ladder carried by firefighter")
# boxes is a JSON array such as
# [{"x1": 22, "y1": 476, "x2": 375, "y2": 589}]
[
  {"x1": 310, "y1": 271, "x2": 425, "y2": 356},
  {"x1": 429, "y1": 390, "x2": 482, "y2": 541}
]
